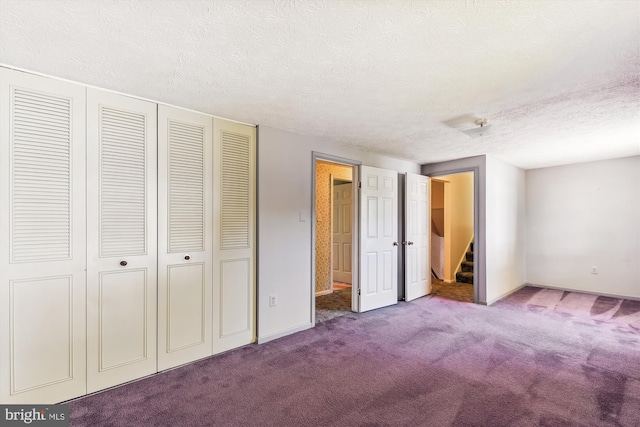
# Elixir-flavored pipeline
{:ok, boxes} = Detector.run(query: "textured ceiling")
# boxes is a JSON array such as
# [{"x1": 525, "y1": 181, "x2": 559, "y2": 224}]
[{"x1": 1, "y1": 0, "x2": 638, "y2": 169}]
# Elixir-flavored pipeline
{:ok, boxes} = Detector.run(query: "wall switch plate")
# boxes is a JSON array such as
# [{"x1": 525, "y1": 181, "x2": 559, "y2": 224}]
[
  {"x1": 591, "y1": 266, "x2": 598, "y2": 275},
  {"x1": 269, "y1": 294, "x2": 278, "y2": 307}
]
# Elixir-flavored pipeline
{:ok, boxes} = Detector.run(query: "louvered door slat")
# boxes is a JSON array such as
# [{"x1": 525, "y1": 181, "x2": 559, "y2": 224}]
[
  {"x1": 168, "y1": 120, "x2": 205, "y2": 252},
  {"x1": 11, "y1": 89, "x2": 71, "y2": 262},
  {"x1": 99, "y1": 107, "x2": 147, "y2": 257},
  {"x1": 221, "y1": 131, "x2": 250, "y2": 250}
]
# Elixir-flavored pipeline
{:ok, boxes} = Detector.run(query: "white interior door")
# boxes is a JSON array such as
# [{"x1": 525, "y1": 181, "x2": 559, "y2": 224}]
[
  {"x1": 212, "y1": 118, "x2": 256, "y2": 353},
  {"x1": 359, "y1": 166, "x2": 398, "y2": 312},
  {"x1": 86, "y1": 88, "x2": 157, "y2": 393},
  {"x1": 157, "y1": 105, "x2": 213, "y2": 371},
  {"x1": 332, "y1": 182, "x2": 353, "y2": 284},
  {"x1": 405, "y1": 173, "x2": 431, "y2": 301},
  {"x1": 0, "y1": 68, "x2": 87, "y2": 403}
]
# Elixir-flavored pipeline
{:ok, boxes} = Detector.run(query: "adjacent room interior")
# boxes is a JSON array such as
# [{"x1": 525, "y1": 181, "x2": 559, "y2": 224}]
[
  {"x1": 314, "y1": 160, "x2": 355, "y2": 323},
  {"x1": 429, "y1": 171, "x2": 475, "y2": 303}
]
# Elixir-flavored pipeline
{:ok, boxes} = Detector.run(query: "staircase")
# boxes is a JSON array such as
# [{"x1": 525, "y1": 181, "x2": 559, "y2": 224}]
[{"x1": 456, "y1": 241, "x2": 474, "y2": 284}]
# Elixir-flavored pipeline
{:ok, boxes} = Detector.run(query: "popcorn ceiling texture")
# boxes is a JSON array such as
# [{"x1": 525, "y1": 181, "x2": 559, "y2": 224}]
[{"x1": 1, "y1": 0, "x2": 638, "y2": 169}]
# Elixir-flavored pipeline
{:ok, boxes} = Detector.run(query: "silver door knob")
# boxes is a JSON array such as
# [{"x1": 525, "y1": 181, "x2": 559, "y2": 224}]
[
  {"x1": 120, "y1": 260, "x2": 127, "y2": 267},
  {"x1": 393, "y1": 242, "x2": 399, "y2": 246},
  {"x1": 408, "y1": 241, "x2": 414, "y2": 245},
  {"x1": 184, "y1": 254, "x2": 190, "y2": 261}
]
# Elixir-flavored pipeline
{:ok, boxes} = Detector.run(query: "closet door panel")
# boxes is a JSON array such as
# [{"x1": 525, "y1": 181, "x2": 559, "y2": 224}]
[
  {"x1": 166, "y1": 264, "x2": 205, "y2": 349},
  {"x1": 0, "y1": 67, "x2": 86, "y2": 404},
  {"x1": 97, "y1": 270, "x2": 149, "y2": 369},
  {"x1": 213, "y1": 118, "x2": 256, "y2": 353},
  {"x1": 11, "y1": 277, "x2": 73, "y2": 392},
  {"x1": 86, "y1": 88, "x2": 157, "y2": 393},
  {"x1": 157, "y1": 105, "x2": 212, "y2": 371},
  {"x1": 220, "y1": 258, "x2": 251, "y2": 337}
]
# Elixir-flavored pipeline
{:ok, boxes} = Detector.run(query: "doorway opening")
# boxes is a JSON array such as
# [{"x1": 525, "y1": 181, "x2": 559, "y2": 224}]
[
  {"x1": 429, "y1": 171, "x2": 475, "y2": 303},
  {"x1": 313, "y1": 158, "x2": 358, "y2": 324}
]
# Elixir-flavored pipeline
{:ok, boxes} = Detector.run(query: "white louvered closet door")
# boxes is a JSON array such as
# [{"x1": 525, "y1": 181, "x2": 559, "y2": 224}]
[
  {"x1": 212, "y1": 118, "x2": 256, "y2": 353},
  {"x1": 86, "y1": 89, "x2": 157, "y2": 393},
  {"x1": 0, "y1": 68, "x2": 87, "y2": 404},
  {"x1": 157, "y1": 105, "x2": 213, "y2": 371}
]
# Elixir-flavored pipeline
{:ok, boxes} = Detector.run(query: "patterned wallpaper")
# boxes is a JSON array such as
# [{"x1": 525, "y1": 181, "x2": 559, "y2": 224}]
[{"x1": 315, "y1": 161, "x2": 353, "y2": 294}]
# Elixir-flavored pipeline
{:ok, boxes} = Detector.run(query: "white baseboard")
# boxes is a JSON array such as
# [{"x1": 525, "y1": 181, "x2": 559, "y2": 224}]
[
  {"x1": 257, "y1": 322, "x2": 313, "y2": 344},
  {"x1": 486, "y1": 283, "x2": 527, "y2": 305}
]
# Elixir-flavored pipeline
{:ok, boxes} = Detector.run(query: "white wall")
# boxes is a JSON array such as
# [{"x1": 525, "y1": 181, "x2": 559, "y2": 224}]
[
  {"x1": 257, "y1": 126, "x2": 421, "y2": 342},
  {"x1": 485, "y1": 156, "x2": 527, "y2": 303},
  {"x1": 526, "y1": 156, "x2": 640, "y2": 299}
]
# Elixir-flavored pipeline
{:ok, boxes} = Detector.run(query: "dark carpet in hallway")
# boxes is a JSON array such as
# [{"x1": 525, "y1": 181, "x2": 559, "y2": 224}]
[
  {"x1": 430, "y1": 278, "x2": 474, "y2": 303},
  {"x1": 316, "y1": 287, "x2": 352, "y2": 323}
]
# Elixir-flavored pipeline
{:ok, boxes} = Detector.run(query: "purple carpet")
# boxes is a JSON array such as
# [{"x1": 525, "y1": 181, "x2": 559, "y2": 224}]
[{"x1": 69, "y1": 287, "x2": 640, "y2": 426}]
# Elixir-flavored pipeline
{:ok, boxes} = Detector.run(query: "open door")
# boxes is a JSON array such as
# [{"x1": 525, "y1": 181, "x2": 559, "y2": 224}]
[
  {"x1": 359, "y1": 166, "x2": 398, "y2": 312},
  {"x1": 404, "y1": 173, "x2": 430, "y2": 301},
  {"x1": 332, "y1": 182, "x2": 353, "y2": 284}
]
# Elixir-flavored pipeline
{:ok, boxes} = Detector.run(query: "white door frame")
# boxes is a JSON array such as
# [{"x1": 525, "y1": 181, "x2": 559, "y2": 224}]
[
  {"x1": 425, "y1": 167, "x2": 481, "y2": 304},
  {"x1": 329, "y1": 174, "x2": 334, "y2": 293},
  {"x1": 311, "y1": 153, "x2": 361, "y2": 324}
]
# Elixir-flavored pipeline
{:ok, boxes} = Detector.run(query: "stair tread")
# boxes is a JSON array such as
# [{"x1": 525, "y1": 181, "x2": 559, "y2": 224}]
[{"x1": 455, "y1": 270, "x2": 474, "y2": 284}]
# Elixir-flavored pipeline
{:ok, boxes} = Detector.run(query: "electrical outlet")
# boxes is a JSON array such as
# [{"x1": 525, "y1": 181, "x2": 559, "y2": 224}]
[
  {"x1": 591, "y1": 266, "x2": 598, "y2": 275},
  {"x1": 269, "y1": 294, "x2": 278, "y2": 307}
]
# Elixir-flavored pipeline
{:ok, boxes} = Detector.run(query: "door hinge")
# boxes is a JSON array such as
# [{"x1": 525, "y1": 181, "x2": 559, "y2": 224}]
[
  {"x1": 358, "y1": 182, "x2": 362, "y2": 189},
  {"x1": 358, "y1": 287, "x2": 361, "y2": 296}
]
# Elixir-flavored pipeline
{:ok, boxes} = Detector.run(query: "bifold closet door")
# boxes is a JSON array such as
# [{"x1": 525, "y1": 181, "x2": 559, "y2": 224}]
[
  {"x1": 157, "y1": 105, "x2": 213, "y2": 371},
  {"x1": 86, "y1": 89, "x2": 157, "y2": 393},
  {"x1": 0, "y1": 68, "x2": 87, "y2": 403},
  {"x1": 212, "y1": 118, "x2": 256, "y2": 353}
]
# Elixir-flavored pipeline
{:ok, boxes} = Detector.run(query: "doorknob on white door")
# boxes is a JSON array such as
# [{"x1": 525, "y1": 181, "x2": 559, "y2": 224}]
[
  {"x1": 393, "y1": 242, "x2": 399, "y2": 246},
  {"x1": 184, "y1": 254, "x2": 190, "y2": 261},
  {"x1": 407, "y1": 241, "x2": 414, "y2": 245},
  {"x1": 119, "y1": 260, "x2": 127, "y2": 267}
]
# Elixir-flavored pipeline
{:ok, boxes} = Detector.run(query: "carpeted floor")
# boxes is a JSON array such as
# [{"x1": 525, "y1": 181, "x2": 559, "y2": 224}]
[
  {"x1": 430, "y1": 278, "x2": 474, "y2": 303},
  {"x1": 317, "y1": 279, "x2": 474, "y2": 323},
  {"x1": 495, "y1": 285, "x2": 640, "y2": 331},
  {"x1": 316, "y1": 288, "x2": 352, "y2": 323},
  {"x1": 69, "y1": 287, "x2": 640, "y2": 426}
]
